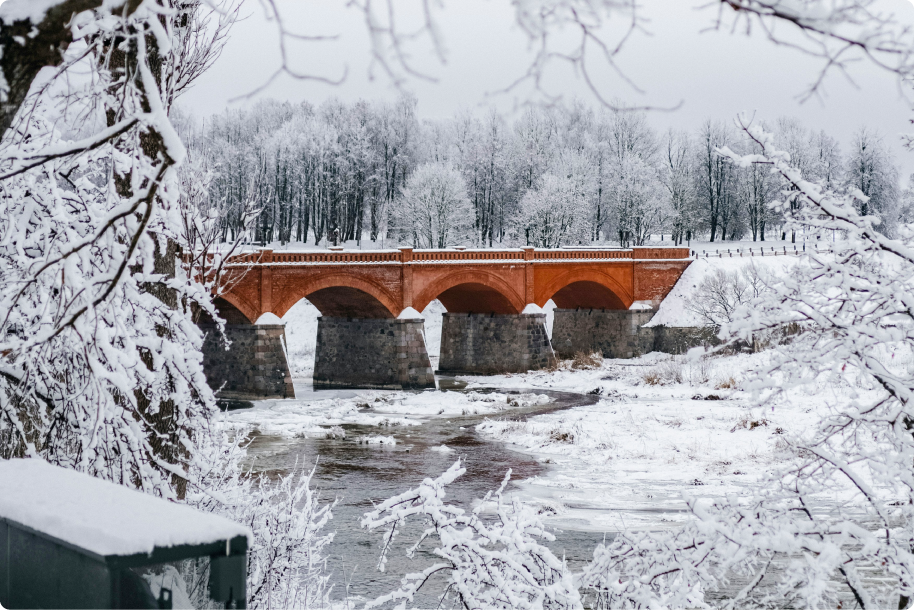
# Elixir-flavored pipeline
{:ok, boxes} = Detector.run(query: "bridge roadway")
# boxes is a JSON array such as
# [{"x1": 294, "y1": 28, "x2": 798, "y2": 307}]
[{"x1": 200, "y1": 246, "x2": 692, "y2": 397}]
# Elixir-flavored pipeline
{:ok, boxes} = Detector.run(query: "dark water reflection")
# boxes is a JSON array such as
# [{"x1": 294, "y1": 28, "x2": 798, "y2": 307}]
[{"x1": 242, "y1": 383, "x2": 608, "y2": 603}]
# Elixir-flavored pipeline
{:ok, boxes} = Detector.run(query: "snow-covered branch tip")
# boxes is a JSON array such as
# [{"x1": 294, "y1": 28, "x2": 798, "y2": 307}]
[{"x1": 361, "y1": 459, "x2": 582, "y2": 610}]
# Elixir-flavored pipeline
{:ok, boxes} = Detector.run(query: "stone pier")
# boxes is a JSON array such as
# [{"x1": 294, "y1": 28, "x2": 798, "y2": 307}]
[
  {"x1": 551, "y1": 309, "x2": 655, "y2": 359},
  {"x1": 437, "y1": 313, "x2": 556, "y2": 375},
  {"x1": 313, "y1": 317, "x2": 436, "y2": 389},
  {"x1": 551, "y1": 309, "x2": 721, "y2": 359},
  {"x1": 200, "y1": 323, "x2": 295, "y2": 399}
]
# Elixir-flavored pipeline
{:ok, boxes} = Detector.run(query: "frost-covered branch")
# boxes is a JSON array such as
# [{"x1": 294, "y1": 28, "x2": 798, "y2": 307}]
[{"x1": 362, "y1": 460, "x2": 582, "y2": 610}]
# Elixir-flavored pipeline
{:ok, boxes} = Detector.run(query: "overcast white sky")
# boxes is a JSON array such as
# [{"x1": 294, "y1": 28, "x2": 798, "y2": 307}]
[{"x1": 179, "y1": 0, "x2": 914, "y2": 177}]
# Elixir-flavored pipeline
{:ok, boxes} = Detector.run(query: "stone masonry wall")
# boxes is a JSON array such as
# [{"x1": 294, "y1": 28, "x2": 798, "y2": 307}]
[
  {"x1": 200, "y1": 323, "x2": 295, "y2": 399},
  {"x1": 313, "y1": 317, "x2": 435, "y2": 390},
  {"x1": 551, "y1": 309, "x2": 720, "y2": 359},
  {"x1": 437, "y1": 313, "x2": 556, "y2": 375},
  {"x1": 551, "y1": 309, "x2": 654, "y2": 359}
]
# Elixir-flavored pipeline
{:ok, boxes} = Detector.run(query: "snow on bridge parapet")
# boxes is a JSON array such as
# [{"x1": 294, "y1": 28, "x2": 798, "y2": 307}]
[
  {"x1": 213, "y1": 246, "x2": 687, "y2": 268},
  {"x1": 206, "y1": 246, "x2": 692, "y2": 324}
]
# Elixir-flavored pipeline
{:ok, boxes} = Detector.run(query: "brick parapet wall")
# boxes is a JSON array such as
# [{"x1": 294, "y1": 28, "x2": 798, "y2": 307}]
[
  {"x1": 313, "y1": 317, "x2": 435, "y2": 389},
  {"x1": 199, "y1": 323, "x2": 294, "y2": 399},
  {"x1": 437, "y1": 313, "x2": 556, "y2": 375}
]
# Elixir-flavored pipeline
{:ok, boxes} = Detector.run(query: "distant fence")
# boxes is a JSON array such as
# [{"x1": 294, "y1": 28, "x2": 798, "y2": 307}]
[{"x1": 691, "y1": 244, "x2": 832, "y2": 258}]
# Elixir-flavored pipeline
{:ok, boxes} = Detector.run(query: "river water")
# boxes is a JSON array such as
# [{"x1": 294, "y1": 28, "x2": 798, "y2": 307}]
[{"x1": 241, "y1": 380, "x2": 614, "y2": 604}]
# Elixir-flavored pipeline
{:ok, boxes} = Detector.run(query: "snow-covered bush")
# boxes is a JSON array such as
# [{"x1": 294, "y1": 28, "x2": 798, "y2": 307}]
[
  {"x1": 361, "y1": 460, "x2": 582, "y2": 609},
  {"x1": 642, "y1": 358, "x2": 683, "y2": 385},
  {"x1": 188, "y1": 435, "x2": 335, "y2": 609},
  {"x1": 571, "y1": 351, "x2": 603, "y2": 370}
]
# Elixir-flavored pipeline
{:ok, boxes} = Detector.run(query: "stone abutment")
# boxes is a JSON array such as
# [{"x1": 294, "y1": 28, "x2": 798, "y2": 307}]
[{"x1": 551, "y1": 309, "x2": 720, "y2": 359}]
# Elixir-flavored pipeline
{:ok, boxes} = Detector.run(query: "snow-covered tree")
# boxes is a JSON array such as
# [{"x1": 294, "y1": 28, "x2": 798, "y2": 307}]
[
  {"x1": 517, "y1": 166, "x2": 592, "y2": 248},
  {"x1": 659, "y1": 129, "x2": 698, "y2": 245},
  {"x1": 581, "y1": 119, "x2": 914, "y2": 608},
  {"x1": 390, "y1": 162, "x2": 474, "y2": 248},
  {"x1": 0, "y1": 0, "x2": 241, "y2": 499},
  {"x1": 611, "y1": 154, "x2": 668, "y2": 246},
  {"x1": 695, "y1": 120, "x2": 739, "y2": 241},
  {"x1": 845, "y1": 127, "x2": 900, "y2": 235}
]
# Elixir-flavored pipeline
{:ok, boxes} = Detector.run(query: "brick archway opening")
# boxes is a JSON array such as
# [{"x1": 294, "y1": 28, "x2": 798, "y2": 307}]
[
  {"x1": 305, "y1": 286, "x2": 395, "y2": 319},
  {"x1": 435, "y1": 283, "x2": 520, "y2": 314},
  {"x1": 200, "y1": 297, "x2": 254, "y2": 325},
  {"x1": 550, "y1": 280, "x2": 628, "y2": 310}
]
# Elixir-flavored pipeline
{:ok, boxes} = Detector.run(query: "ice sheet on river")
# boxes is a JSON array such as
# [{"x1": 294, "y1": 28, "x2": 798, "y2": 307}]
[{"x1": 219, "y1": 389, "x2": 552, "y2": 437}]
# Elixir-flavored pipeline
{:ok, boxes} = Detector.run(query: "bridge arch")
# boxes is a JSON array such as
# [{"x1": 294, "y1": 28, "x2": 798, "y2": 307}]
[
  {"x1": 414, "y1": 270, "x2": 524, "y2": 314},
  {"x1": 536, "y1": 269, "x2": 633, "y2": 310},
  {"x1": 273, "y1": 274, "x2": 399, "y2": 319},
  {"x1": 210, "y1": 293, "x2": 257, "y2": 324}
]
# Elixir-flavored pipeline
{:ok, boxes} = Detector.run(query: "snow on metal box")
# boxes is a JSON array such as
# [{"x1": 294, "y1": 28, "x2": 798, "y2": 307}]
[{"x1": 0, "y1": 459, "x2": 250, "y2": 558}]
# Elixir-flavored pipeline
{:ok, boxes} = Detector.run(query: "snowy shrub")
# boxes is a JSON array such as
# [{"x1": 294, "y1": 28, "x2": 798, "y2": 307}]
[
  {"x1": 642, "y1": 358, "x2": 683, "y2": 385},
  {"x1": 571, "y1": 351, "x2": 604, "y2": 370},
  {"x1": 188, "y1": 436, "x2": 335, "y2": 609},
  {"x1": 362, "y1": 460, "x2": 582, "y2": 609},
  {"x1": 714, "y1": 374, "x2": 738, "y2": 390}
]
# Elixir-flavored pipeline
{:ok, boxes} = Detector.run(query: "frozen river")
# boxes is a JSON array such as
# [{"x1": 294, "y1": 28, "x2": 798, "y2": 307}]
[
  {"x1": 228, "y1": 362, "x2": 888, "y2": 608},
  {"x1": 239, "y1": 380, "x2": 609, "y2": 603}
]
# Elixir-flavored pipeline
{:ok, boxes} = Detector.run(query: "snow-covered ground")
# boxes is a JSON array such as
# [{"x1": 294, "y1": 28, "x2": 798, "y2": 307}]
[
  {"x1": 648, "y1": 253, "x2": 799, "y2": 327},
  {"x1": 465, "y1": 351, "x2": 813, "y2": 532}
]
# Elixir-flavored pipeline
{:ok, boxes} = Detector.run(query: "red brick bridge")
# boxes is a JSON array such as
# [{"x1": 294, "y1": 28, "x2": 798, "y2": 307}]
[{"x1": 201, "y1": 246, "x2": 692, "y2": 397}]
